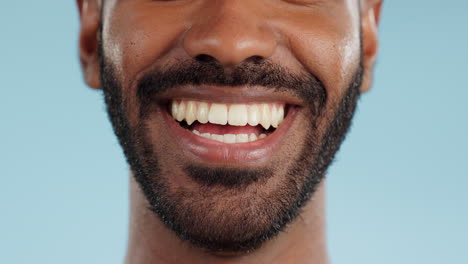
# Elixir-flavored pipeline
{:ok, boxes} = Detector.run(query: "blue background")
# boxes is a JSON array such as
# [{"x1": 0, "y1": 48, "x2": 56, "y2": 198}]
[{"x1": 1, "y1": 1, "x2": 467, "y2": 263}]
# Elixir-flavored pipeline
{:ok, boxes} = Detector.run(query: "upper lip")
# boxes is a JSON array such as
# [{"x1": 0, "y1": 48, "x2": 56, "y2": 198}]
[{"x1": 155, "y1": 85, "x2": 304, "y2": 106}]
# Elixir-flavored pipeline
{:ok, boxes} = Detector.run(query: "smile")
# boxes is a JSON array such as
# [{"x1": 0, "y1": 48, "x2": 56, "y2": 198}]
[
  {"x1": 162, "y1": 97, "x2": 299, "y2": 164},
  {"x1": 171, "y1": 99, "x2": 286, "y2": 143}
]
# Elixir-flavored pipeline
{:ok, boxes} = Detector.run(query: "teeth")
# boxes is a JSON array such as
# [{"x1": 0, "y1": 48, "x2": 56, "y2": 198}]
[
  {"x1": 228, "y1": 104, "x2": 248, "y2": 126},
  {"x1": 176, "y1": 101, "x2": 186, "y2": 122},
  {"x1": 223, "y1": 134, "x2": 237, "y2": 143},
  {"x1": 236, "y1": 134, "x2": 249, "y2": 143},
  {"x1": 191, "y1": 130, "x2": 266, "y2": 144},
  {"x1": 208, "y1": 103, "x2": 228, "y2": 125},
  {"x1": 185, "y1": 101, "x2": 197, "y2": 125},
  {"x1": 197, "y1": 102, "x2": 209, "y2": 124},
  {"x1": 170, "y1": 100, "x2": 286, "y2": 128},
  {"x1": 271, "y1": 105, "x2": 278, "y2": 128},
  {"x1": 260, "y1": 103, "x2": 271, "y2": 130},
  {"x1": 211, "y1": 134, "x2": 224, "y2": 142},
  {"x1": 171, "y1": 101, "x2": 179, "y2": 119},
  {"x1": 248, "y1": 104, "x2": 260, "y2": 126}
]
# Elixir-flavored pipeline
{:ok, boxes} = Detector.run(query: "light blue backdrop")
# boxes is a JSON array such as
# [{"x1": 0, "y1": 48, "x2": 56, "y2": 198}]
[{"x1": 1, "y1": 1, "x2": 467, "y2": 263}]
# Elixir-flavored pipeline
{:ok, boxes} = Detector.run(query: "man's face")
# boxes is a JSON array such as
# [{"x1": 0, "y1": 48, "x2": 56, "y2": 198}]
[{"x1": 80, "y1": 0, "x2": 379, "y2": 253}]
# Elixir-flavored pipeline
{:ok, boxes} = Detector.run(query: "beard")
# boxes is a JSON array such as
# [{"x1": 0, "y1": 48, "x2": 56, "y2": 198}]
[{"x1": 98, "y1": 33, "x2": 363, "y2": 253}]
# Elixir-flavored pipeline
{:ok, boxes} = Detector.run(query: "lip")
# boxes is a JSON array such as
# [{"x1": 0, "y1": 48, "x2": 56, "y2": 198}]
[
  {"x1": 156, "y1": 85, "x2": 304, "y2": 106},
  {"x1": 160, "y1": 101, "x2": 300, "y2": 166}
]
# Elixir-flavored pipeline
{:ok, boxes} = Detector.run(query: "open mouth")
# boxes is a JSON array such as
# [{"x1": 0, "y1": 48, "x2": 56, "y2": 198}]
[
  {"x1": 170, "y1": 99, "x2": 288, "y2": 143},
  {"x1": 160, "y1": 96, "x2": 299, "y2": 164}
]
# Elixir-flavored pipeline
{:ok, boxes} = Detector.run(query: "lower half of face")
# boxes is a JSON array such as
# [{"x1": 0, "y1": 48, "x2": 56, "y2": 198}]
[{"x1": 101, "y1": 46, "x2": 362, "y2": 252}]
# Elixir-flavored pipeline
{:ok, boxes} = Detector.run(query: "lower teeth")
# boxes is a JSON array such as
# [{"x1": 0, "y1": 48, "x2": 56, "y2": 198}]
[{"x1": 192, "y1": 130, "x2": 267, "y2": 144}]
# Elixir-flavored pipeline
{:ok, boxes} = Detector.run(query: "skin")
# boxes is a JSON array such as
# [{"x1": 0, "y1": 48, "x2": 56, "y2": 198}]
[{"x1": 77, "y1": 0, "x2": 382, "y2": 263}]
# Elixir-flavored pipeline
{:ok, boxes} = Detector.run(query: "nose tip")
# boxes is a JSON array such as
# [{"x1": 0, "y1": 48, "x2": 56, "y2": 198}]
[{"x1": 183, "y1": 13, "x2": 277, "y2": 67}]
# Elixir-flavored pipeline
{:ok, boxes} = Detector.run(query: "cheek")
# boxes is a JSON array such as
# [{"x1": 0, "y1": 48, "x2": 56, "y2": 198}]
[
  {"x1": 102, "y1": 2, "x2": 193, "y2": 126},
  {"x1": 275, "y1": 5, "x2": 361, "y2": 100},
  {"x1": 102, "y1": 2, "x2": 192, "y2": 86}
]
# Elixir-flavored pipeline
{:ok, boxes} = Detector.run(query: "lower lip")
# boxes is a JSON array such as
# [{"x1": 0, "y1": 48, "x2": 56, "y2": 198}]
[{"x1": 161, "y1": 106, "x2": 298, "y2": 165}]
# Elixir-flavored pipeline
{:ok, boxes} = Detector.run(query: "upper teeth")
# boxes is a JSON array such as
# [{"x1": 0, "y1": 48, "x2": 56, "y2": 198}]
[{"x1": 171, "y1": 100, "x2": 286, "y2": 129}]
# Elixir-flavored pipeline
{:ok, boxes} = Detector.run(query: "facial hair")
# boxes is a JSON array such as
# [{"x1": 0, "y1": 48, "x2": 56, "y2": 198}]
[{"x1": 98, "y1": 31, "x2": 363, "y2": 253}]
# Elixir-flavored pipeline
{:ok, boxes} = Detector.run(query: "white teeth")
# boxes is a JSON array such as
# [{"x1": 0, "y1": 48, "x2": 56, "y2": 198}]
[
  {"x1": 171, "y1": 101, "x2": 179, "y2": 119},
  {"x1": 185, "y1": 101, "x2": 284, "y2": 143},
  {"x1": 271, "y1": 105, "x2": 279, "y2": 128},
  {"x1": 211, "y1": 134, "x2": 224, "y2": 142},
  {"x1": 236, "y1": 134, "x2": 249, "y2": 143},
  {"x1": 228, "y1": 104, "x2": 248, "y2": 126},
  {"x1": 208, "y1": 103, "x2": 228, "y2": 125},
  {"x1": 185, "y1": 101, "x2": 197, "y2": 125},
  {"x1": 249, "y1": 133, "x2": 258, "y2": 142},
  {"x1": 248, "y1": 104, "x2": 260, "y2": 126},
  {"x1": 171, "y1": 100, "x2": 286, "y2": 129},
  {"x1": 223, "y1": 134, "x2": 237, "y2": 143},
  {"x1": 260, "y1": 103, "x2": 271, "y2": 130},
  {"x1": 176, "y1": 101, "x2": 186, "y2": 122},
  {"x1": 197, "y1": 102, "x2": 209, "y2": 124},
  {"x1": 191, "y1": 130, "x2": 266, "y2": 144}
]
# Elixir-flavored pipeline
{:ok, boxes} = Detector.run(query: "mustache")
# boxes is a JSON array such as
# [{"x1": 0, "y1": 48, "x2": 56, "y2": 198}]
[{"x1": 136, "y1": 58, "x2": 327, "y2": 112}]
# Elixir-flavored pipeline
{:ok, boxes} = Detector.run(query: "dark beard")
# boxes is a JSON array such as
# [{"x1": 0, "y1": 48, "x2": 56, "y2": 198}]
[{"x1": 98, "y1": 32, "x2": 362, "y2": 253}]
